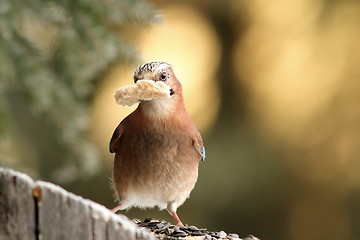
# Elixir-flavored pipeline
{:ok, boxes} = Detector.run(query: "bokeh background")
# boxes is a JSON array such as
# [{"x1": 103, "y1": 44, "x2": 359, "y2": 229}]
[{"x1": 1, "y1": 0, "x2": 360, "y2": 240}]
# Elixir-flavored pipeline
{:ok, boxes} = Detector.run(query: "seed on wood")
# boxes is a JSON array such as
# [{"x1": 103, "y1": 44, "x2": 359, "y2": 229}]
[
  {"x1": 144, "y1": 217, "x2": 156, "y2": 223},
  {"x1": 171, "y1": 231, "x2": 188, "y2": 237},
  {"x1": 244, "y1": 234, "x2": 259, "y2": 240},
  {"x1": 133, "y1": 218, "x2": 141, "y2": 224},
  {"x1": 189, "y1": 225, "x2": 199, "y2": 231},
  {"x1": 138, "y1": 222, "x2": 148, "y2": 227},
  {"x1": 227, "y1": 233, "x2": 240, "y2": 239},
  {"x1": 190, "y1": 230, "x2": 207, "y2": 236},
  {"x1": 218, "y1": 231, "x2": 227, "y2": 238},
  {"x1": 148, "y1": 221, "x2": 162, "y2": 227},
  {"x1": 133, "y1": 218, "x2": 253, "y2": 240},
  {"x1": 165, "y1": 227, "x2": 173, "y2": 235}
]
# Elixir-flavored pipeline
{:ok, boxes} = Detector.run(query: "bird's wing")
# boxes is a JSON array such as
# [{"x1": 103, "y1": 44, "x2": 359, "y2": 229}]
[
  {"x1": 193, "y1": 130, "x2": 206, "y2": 161},
  {"x1": 109, "y1": 124, "x2": 123, "y2": 153}
]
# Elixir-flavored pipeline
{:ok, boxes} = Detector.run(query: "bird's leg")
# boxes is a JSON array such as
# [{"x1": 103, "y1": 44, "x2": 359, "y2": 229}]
[
  {"x1": 111, "y1": 204, "x2": 124, "y2": 213},
  {"x1": 167, "y1": 202, "x2": 184, "y2": 226},
  {"x1": 170, "y1": 211, "x2": 184, "y2": 226},
  {"x1": 111, "y1": 205, "x2": 122, "y2": 213}
]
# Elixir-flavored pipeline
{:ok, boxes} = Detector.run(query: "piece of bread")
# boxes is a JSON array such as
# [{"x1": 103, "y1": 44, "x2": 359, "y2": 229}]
[{"x1": 114, "y1": 80, "x2": 171, "y2": 106}]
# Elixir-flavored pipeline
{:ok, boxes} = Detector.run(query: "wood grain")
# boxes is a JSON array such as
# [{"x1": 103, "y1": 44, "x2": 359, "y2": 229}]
[
  {"x1": 0, "y1": 167, "x2": 156, "y2": 240},
  {"x1": 0, "y1": 168, "x2": 35, "y2": 240}
]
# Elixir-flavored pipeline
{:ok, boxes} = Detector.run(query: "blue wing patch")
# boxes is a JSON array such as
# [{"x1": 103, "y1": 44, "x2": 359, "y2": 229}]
[{"x1": 198, "y1": 147, "x2": 206, "y2": 161}]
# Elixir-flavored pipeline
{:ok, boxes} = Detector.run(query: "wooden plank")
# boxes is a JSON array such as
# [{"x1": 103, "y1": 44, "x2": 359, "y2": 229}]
[
  {"x1": 1, "y1": 168, "x2": 208, "y2": 240},
  {"x1": 0, "y1": 168, "x2": 35, "y2": 240},
  {"x1": 107, "y1": 215, "x2": 134, "y2": 240},
  {"x1": 107, "y1": 214, "x2": 143, "y2": 240},
  {"x1": 135, "y1": 225, "x2": 155, "y2": 240},
  {"x1": 89, "y1": 202, "x2": 108, "y2": 240},
  {"x1": 34, "y1": 181, "x2": 156, "y2": 240},
  {"x1": 88, "y1": 200, "x2": 157, "y2": 240},
  {"x1": 35, "y1": 181, "x2": 92, "y2": 240}
]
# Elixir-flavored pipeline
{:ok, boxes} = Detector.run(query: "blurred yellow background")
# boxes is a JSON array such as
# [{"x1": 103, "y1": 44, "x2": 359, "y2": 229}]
[{"x1": 2, "y1": 1, "x2": 360, "y2": 240}]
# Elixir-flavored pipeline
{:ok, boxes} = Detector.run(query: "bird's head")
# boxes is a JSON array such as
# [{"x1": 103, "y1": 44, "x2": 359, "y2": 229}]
[
  {"x1": 134, "y1": 61, "x2": 182, "y2": 96},
  {"x1": 134, "y1": 61, "x2": 184, "y2": 117}
]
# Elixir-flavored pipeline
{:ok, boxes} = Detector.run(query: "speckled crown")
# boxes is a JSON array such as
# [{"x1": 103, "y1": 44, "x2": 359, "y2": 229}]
[{"x1": 134, "y1": 61, "x2": 171, "y2": 77}]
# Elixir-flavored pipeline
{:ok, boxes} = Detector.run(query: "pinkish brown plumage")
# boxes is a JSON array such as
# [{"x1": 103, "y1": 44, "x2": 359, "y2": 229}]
[{"x1": 109, "y1": 62, "x2": 205, "y2": 226}]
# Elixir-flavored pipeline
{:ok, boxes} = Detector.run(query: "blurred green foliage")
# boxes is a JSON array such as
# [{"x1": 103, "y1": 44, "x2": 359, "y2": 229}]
[{"x1": 0, "y1": 0, "x2": 158, "y2": 180}]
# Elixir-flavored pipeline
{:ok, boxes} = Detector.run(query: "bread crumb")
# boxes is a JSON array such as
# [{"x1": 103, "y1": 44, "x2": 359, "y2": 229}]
[{"x1": 114, "y1": 80, "x2": 171, "y2": 106}]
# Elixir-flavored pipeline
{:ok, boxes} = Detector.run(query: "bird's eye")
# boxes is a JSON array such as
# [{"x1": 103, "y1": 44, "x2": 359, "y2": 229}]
[{"x1": 159, "y1": 72, "x2": 168, "y2": 81}]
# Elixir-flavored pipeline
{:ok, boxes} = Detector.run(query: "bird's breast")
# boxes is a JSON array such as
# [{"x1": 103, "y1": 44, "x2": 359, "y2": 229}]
[
  {"x1": 112, "y1": 110, "x2": 200, "y2": 206},
  {"x1": 119, "y1": 122, "x2": 190, "y2": 164}
]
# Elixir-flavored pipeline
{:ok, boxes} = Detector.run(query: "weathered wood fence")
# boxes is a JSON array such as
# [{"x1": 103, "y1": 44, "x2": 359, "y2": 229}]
[
  {"x1": 0, "y1": 168, "x2": 258, "y2": 240},
  {"x1": 0, "y1": 168, "x2": 156, "y2": 240}
]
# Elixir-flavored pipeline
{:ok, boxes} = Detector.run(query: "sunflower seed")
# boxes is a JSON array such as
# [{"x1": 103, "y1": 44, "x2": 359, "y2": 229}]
[{"x1": 227, "y1": 233, "x2": 240, "y2": 240}]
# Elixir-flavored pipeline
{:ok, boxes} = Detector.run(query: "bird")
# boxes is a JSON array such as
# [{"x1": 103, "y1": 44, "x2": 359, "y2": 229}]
[{"x1": 109, "y1": 61, "x2": 205, "y2": 226}]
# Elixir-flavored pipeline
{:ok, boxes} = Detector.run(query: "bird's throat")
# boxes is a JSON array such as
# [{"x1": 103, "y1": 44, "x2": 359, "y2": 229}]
[{"x1": 140, "y1": 97, "x2": 178, "y2": 119}]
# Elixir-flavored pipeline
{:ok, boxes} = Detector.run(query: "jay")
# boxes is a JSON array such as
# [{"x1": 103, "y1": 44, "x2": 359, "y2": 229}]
[{"x1": 109, "y1": 61, "x2": 205, "y2": 226}]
